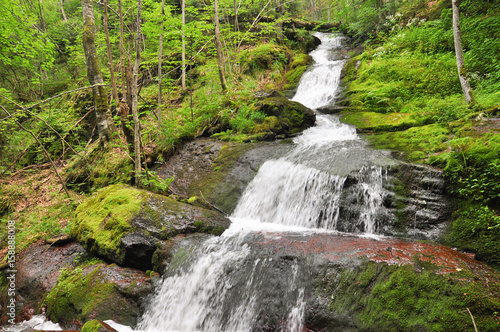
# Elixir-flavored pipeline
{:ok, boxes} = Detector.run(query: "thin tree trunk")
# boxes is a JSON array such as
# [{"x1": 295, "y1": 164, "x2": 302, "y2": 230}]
[
  {"x1": 132, "y1": 0, "x2": 143, "y2": 185},
  {"x1": 82, "y1": 0, "x2": 115, "y2": 144},
  {"x1": 58, "y1": 0, "x2": 68, "y2": 22},
  {"x1": 181, "y1": 0, "x2": 187, "y2": 91},
  {"x1": 275, "y1": 0, "x2": 284, "y2": 44},
  {"x1": 118, "y1": 0, "x2": 126, "y2": 97},
  {"x1": 103, "y1": 0, "x2": 119, "y2": 112},
  {"x1": 157, "y1": 0, "x2": 165, "y2": 131},
  {"x1": 214, "y1": 0, "x2": 227, "y2": 91},
  {"x1": 452, "y1": 0, "x2": 475, "y2": 105}
]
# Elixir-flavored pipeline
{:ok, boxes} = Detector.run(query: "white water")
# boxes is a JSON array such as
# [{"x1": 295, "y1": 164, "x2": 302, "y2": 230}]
[{"x1": 138, "y1": 32, "x2": 388, "y2": 332}]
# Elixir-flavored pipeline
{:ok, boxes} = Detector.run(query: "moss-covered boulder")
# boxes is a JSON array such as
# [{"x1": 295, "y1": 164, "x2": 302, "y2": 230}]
[
  {"x1": 284, "y1": 54, "x2": 313, "y2": 91},
  {"x1": 81, "y1": 319, "x2": 117, "y2": 332},
  {"x1": 72, "y1": 184, "x2": 230, "y2": 270},
  {"x1": 0, "y1": 242, "x2": 85, "y2": 325},
  {"x1": 256, "y1": 97, "x2": 315, "y2": 136},
  {"x1": 45, "y1": 262, "x2": 153, "y2": 329}
]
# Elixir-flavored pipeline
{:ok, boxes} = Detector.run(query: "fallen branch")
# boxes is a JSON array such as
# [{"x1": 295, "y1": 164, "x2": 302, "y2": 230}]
[
  {"x1": 0, "y1": 106, "x2": 71, "y2": 199},
  {"x1": 199, "y1": 190, "x2": 227, "y2": 216}
]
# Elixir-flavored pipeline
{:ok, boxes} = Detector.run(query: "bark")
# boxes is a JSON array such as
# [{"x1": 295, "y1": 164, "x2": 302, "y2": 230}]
[
  {"x1": 58, "y1": 0, "x2": 68, "y2": 22},
  {"x1": 181, "y1": 0, "x2": 187, "y2": 91},
  {"x1": 214, "y1": 0, "x2": 227, "y2": 91},
  {"x1": 103, "y1": 0, "x2": 119, "y2": 111},
  {"x1": 275, "y1": 0, "x2": 284, "y2": 44},
  {"x1": 132, "y1": 0, "x2": 143, "y2": 185},
  {"x1": 82, "y1": 0, "x2": 115, "y2": 144},
  {"x1": 452, "y1": 0, "x2": 475, "y2": 105},
  {"x1": 158, "y1": 0, "x2": 166, "y2": 131}
]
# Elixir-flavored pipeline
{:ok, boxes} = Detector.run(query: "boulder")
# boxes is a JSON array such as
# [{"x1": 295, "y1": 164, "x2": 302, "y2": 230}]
[
  {"x1": 45, "y1": 262, "x2": 153, "y2": 329},
  {"x1": 256, "y1": 97, "x2": 316, "y2": 136},
  {"x1": 71, "y1": 184, "x2": 230, "y2": 270},
  {"x1": 254, "y1": 89, "x2": 284, "y2": 99},
  {"x1": 0, "y1": 242, "x2": 85, "y2": 325}
]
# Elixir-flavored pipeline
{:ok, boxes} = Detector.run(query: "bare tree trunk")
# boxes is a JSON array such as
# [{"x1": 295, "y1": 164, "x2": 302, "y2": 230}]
[
  {"x1": 158, "y1": 0, "x2": 165, "y2": 131},
  {"x1": 132, "y1": 0, "x2": 143, "y2": 185},
  {"x1": 275, "y1": 0, "x2": 284, "y2": 44},
  {"x1": 103, "y1": 0, "x2": 119, "y2": 111},
  {"x1": 82, "y1": 0, "x2": 115, "y2": 144},
  {"x1": 58, "y1": 0, "x2": 67, "y2": 22},
  {"x1": 181, "y1": 0, "x2": 187, "y2": 91},
  {"x1": 117, "y1": 0, "x2": 134, "y2": 150},
  {"x1": 452, "y1": 0, "x2": 475, "y2": 105},
  {"x1": 214, "y1": 0, "x2": 227, "y2": 91}
]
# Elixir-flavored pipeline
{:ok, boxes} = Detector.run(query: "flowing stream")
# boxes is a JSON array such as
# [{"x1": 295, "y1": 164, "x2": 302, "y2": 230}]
[{"x1": 138, "y1": 32, "x2": 396, "y2": 332}]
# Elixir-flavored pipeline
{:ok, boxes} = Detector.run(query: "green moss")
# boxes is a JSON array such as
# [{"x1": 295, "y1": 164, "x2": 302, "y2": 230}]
[
  {"x1": 341, "y1": 111, "x2": 419, "y2": 132},
  {"x1": 65, "y1": 142, "x2": 134, "y2": 193},
  {"x1": 238, "y1": 44, "x2": 290, "y2": 74},
  {"x1": 323, "y1": 261, "x2": 500, "y2": 331},
  {"x1": 284, "y1": 54, "x2": 313, "y2": 90},
  {"x1": 45, "y1": 263, "x2": 132, "y2": 325},
  {"x1": 81, "y1": 319, "x2": 104, "y2": 332},
  {"x1": 443, "y1": 202, "x2": 500, "y2": 268},
  {"x1": 366, "y1": 124, "x2": 451, "y2": 162},
  {"x1": 71, "y1": 184, "x2": 142, "y2": 260}
]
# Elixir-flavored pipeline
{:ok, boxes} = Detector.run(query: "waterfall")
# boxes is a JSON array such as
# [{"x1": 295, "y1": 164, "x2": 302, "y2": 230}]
[{"x1": 138, "y1": 32, "x2": 390, "y2": 332}]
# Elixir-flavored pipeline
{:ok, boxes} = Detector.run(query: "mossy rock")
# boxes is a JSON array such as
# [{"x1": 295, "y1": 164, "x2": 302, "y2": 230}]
[
  {"x1": 313, "y1": 260, "x2": 500, "y2": 331},
  {"x1": 72, "y1": 184, "x2": 230, "y2": 270},
  {"x1": 284, "y1": 54, "x2": 314, "y2": 91},
  {"x1": 81, "y1": 319, "x2": 115, "y2": 332},
  {"x1": 341, "y1": 111, "x2": 422, "y2": 132},
  {"x1": 45, "y1": 263, "x2": 153, "y2": 328},
  {"x1": 257, "y1": 97, "x2": 315, "y2": 136}
]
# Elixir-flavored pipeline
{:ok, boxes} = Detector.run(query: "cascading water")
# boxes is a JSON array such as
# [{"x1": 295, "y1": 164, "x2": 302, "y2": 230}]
[{"x1": 138, "y1": 32, "x2": 392, "y2": 332}]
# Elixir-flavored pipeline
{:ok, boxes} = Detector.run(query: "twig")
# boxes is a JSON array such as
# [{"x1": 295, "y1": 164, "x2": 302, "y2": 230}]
[
  {"x1": 0, "y1": 106, "x2": 71, "y2": 199},
  {"x1": 0, "y1": 84, "x2": 109, "y2": 112},
  {"x1": 199, "y1": 190, "x2": 227, "y2": 216},
  {"x1": 85, "y1": 124, "x2": 97, "y2": 149},
  {"x1": 0, "y1": 134, "x2": 40, "y2": 176},
  {"x1": 466, "y1": 308, "x2": 478, "y2": 332}
]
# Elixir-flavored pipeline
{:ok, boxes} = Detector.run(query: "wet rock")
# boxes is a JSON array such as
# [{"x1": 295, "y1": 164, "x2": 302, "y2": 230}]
[
  {"x1": 257, "y1": 97, "x2": 316, "y2": 136},
  {"x1": 45, "y1": 262, "x2": 154, "y2": 329},
  {"x1": 152, "y1": 233, "x2": 213, "y2": 274},
  {"x1": 0, "y1": 242, "x2": 85, "y2": 325},
  {"x1": 156, "y1": 138, "x2": 290, "y2": 214},
  {"x1": 254, "y1": 89, "x2": 284, "y2": 99},
  {"x1": 71, "y1": 184, "x2": 230, "y2": 270},
  {"x1": 244, "y1": 232, "x2": 500, "y2": 331}
]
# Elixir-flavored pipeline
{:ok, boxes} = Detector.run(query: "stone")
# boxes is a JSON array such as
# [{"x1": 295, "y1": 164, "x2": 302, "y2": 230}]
[
  {"x1": 257, "y1": 97, "x2": 316, "y2": 136},
  {"x1": 71, "y1": 184, "x2": 230, "y2": 270}
]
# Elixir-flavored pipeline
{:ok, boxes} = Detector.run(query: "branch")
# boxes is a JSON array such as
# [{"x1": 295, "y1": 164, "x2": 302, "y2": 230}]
[{"x1": 0, "y1": 106, "x2": 71, "y2": 199}]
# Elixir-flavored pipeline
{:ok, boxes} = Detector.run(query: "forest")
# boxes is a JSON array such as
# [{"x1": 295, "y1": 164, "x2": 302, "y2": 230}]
[{"x1": 0, "y1": 0, "x2": 499, "y2": 331}]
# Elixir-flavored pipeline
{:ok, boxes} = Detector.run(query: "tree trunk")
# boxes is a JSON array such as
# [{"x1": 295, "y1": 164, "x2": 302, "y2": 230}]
[
  {"x1": 82, "y1": 0, "x2": 115, "y2": 144},
  {"x1": 275, "y1": 0, "x2": 284, "y2": 44},
  {"x1": 452, "y1": 0, "x2": 475, "y2": 105},
  {"x1": 132, "y1": 0, "x2": 143, "y2": 185},
  {"x1": 58, "y1": 0, "x2": 68, "y2": 22},
  {"x1": 181, "y1": 0, "x2": 187, "y2": 91},
  {"x1": 214, "y1": 0, "x2": 227, "y2": 91},
  {"x1": 158, "y1": 0, "x2": 165, "y2": 131},
  {"x1": 103, "y1": 0, "x2": 119, "y2": 112}
]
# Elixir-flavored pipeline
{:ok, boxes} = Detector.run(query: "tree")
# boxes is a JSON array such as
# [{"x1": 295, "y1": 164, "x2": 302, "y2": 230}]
[
  {"x1": 452, "y1": 0, "x2": 475, "y2": 105},
  {"x1": 82, "y1": 0, "x2": 115, "y2": 144},
  {"x1": 181, "y1": 0, "x2": 187, "y2": 91},
  {"x1": 132, "y1": 0, "x2": 143, "y2": 184},
  {"x1": 157, "y1": 0, "x2": 166, "y2": 131},
  {"x1": 214, "y1": 0, "x2": 227, "y2": 91}
]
